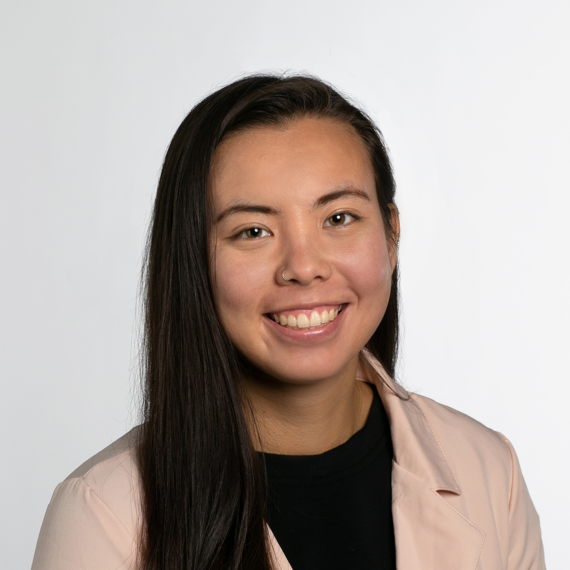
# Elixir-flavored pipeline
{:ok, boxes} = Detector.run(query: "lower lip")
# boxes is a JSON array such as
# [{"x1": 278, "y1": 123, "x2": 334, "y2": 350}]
[{"x1": 263, "y1": 305, "x2": 347, "y2": 343}]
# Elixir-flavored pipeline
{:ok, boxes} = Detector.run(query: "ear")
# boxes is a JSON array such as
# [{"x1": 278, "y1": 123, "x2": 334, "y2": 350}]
[{"x1": 387, "y1": 204, "x2": 400, "y2": 272}]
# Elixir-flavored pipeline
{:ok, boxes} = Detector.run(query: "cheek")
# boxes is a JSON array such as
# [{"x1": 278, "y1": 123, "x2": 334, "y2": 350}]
[
  {"x1": 342, "y1": 234, "x2": 393, "y2": 313},
  {"x1": 213, "y1": 248, "x2": 270, "y2": 326}
]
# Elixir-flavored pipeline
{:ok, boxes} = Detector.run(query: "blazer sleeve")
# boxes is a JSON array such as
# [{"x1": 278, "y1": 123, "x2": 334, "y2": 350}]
[
  {"x1": 31, "y1": 477, "x2": 137, "y2": 570},
  {"x1": 499, "y1": 435, "x2": 546, "y2": 570}
]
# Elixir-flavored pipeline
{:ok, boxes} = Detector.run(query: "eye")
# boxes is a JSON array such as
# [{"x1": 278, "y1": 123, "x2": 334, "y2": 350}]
[
  {"x1": 236, "y1": 227, "x2": 270, "y2": 240},
  {"x1": 325, "y1": 212, "x2": 357, "y2": 227}
]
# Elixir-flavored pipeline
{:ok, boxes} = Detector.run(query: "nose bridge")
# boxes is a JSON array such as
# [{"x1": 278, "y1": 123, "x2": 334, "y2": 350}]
[{"x1": 281, "y1": 219, "x2": 330, "y2": 284}]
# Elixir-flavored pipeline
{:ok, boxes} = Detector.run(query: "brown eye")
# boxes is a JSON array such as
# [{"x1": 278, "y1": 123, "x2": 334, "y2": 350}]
[
  {"x1": 326, "y1": 213, "x2": 355, "y2": 227},
  {"x1": 237, "y1": 227, "x2": 270, "y2": 239}
]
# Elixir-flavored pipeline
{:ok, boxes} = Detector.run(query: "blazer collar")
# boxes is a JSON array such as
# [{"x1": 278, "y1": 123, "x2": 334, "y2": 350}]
[
  {"x1": 267, "y1": 350, "x2": 485, "y2": 570},
  {"x1": 357, "y1": 350, "x2": 461, "y2": 494},
  {"x1": 358, "y1": 350, "x2": 485, "y2": 570}
]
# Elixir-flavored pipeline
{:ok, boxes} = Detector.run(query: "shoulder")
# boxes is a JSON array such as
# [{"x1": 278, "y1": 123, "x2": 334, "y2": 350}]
[
  {"x1": 406, "y1": 393, "x2": 545, "y2": 567},
  {"x1": 410, "y1": 393, "x2": 513, "y2": 487},
  {"x1": 410, "y1": 392, "x2": 511, "y2": 456},
  {"x1": 361, "y1": 352, "x2": 514, "y2": 482},
  {"x1": 32, "y1": 426, "x2": 143, "y2": 570},
  {"x1": 64, "y1": 425, "x2": 142, "y2": 524}
]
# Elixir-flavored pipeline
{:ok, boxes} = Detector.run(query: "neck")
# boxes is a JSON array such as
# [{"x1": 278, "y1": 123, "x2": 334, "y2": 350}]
[{"x1": 242, "y1": 356, "x2": 374, "y2": 455}]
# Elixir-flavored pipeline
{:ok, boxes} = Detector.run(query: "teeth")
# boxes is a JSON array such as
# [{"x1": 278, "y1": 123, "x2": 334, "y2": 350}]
[
  {"x1": 270, "y1": 305, "x2": 343, "y2": 329},
  {"x1": 297, "y1": 313, "x2": 310, "y2": 328}
]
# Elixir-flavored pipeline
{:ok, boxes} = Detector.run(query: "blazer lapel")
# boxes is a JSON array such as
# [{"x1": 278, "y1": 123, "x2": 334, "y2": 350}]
[
  {"x1": 358, "y1": 351, "x2": 485, "y2": 570},
  {"x1": 391, "y1": 465, "x2": 485, "y2": 570},
  {"x1": 265, "y1": 351, "x2": 486, "y2": 570}
]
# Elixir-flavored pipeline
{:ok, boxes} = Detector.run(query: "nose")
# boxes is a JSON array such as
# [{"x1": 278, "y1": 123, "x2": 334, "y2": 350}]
[{"x1": 279, "y1": 232, "x2": 332, "y2": 286}]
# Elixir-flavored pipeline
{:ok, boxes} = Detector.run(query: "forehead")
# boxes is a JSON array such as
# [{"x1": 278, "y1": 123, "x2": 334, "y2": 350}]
[{"x1": 211, "y1": 117, "x2": 377, "y2": 210}]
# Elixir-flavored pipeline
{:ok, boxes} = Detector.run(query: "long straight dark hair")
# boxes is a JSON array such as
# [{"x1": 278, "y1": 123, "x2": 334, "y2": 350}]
[{"x1": 137, "y1": 74, "x2": 399, "y2": 570}]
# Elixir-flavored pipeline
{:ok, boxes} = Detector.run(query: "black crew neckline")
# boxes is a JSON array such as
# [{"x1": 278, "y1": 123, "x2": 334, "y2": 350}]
[{"x1": 259, "y1": 383, "x2": 389, "y2": 480}]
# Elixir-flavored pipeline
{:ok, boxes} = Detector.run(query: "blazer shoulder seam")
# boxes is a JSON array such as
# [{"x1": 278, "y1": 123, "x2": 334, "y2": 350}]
[
  {"x1": 495, "y1": 432, "x2": 515, "y2": 508},
  {"x1": 64, "y1": 475, "x2": 137, "y2": 542},
  {"x1": 66, "y1": 439, "x2": 139, "y2": 482}
]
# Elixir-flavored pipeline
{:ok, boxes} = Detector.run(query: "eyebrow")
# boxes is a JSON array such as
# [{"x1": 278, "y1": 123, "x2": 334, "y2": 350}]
[
  {"x1": 314, "y1": 187, "x2": 371, "y2": 209},
  {"x1": 214, "y1": 187, "x2": 371, "y2": 224},
  {"x1": 215, "y1": 203, "x2": 280, "y2": 224}
]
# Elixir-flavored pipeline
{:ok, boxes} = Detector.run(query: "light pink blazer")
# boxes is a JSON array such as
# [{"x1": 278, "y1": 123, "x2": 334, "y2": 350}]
[{"x1": 32, "y1": 352, "x2": 546, "y2": 569}]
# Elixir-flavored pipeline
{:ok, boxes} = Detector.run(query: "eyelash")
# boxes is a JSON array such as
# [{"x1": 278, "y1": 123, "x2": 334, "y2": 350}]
[{"x1": 232, "y1": 211, "x2": 360, "y2": 240}]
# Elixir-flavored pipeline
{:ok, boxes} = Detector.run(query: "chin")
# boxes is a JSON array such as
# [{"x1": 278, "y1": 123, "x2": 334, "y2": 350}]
[{"x1": 254, "y1": 351, "x2": 359, "y2": 385}]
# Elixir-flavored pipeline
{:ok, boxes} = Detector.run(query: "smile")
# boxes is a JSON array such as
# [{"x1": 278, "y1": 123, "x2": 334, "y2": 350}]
[{"x1": 265, "y1": 305, "x2": 343, "y2": 330}]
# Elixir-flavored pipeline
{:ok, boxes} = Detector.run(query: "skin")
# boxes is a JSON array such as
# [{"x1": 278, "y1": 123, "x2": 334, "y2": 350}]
[{"x1": 210, "y1": 117, "x2": 399, "y2": 455}]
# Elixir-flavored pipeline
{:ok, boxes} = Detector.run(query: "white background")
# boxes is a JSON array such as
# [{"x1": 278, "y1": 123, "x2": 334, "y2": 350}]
[{"x1": 2, "y1": 1, "x2": 569, "y2": 568}]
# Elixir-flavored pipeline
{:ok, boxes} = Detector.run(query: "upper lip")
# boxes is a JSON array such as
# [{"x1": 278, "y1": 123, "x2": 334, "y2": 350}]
[{"x1": 265, "y1": 302, "x2": 346, "y2": 314}]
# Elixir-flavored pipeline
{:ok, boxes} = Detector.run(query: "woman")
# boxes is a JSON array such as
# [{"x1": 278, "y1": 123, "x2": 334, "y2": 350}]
[{"x1": 32, "y1": 75, "x2": 545, "y2": 570}]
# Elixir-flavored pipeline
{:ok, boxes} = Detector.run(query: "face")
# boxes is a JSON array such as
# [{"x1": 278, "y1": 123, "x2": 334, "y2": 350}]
[{"x1": 210, "y1": 117, "x2": 397, "y2": 385}]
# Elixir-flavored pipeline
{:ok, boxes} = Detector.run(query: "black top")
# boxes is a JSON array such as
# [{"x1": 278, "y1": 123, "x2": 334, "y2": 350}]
[{"x1": 259, "y1": 385, "x2": 396, "y2": 570}]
